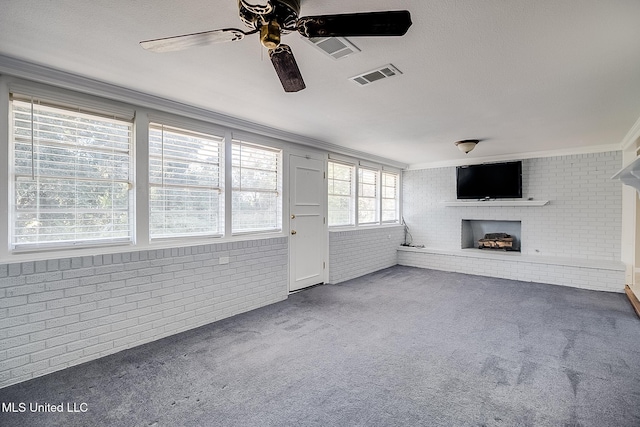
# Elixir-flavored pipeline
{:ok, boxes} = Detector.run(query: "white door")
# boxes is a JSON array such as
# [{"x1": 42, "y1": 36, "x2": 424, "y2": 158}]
[{"x1": 289, "y1": 155, "x2": 325, "y2": 292}]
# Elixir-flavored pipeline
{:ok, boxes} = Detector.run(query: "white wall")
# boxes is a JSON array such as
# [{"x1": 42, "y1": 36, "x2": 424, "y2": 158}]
[
  {"x1": 400, "y1": 152, "x2": 626, "y2": 291},
  {"x1": 403, "y1": 152, "x2": 622, "y2": 260},
  {"x1": 329, "y1": 226, "x2": 404, "y2": 284},
  {"x1": 0, "y1": 238, "x2": 288, "y2": 388}
]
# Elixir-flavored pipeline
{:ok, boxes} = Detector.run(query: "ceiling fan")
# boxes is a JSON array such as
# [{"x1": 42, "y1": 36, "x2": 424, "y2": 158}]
[{"x1": 140, "y1": 0, "x2": 412, "y2": 92}]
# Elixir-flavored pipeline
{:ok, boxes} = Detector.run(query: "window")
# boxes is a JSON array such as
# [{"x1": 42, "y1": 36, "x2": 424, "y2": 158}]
[
  {"x1": 232, "y1": 140, "x2": 282, "y2": 233},
  {"x1": 358, "y1": 167, "x2": 379, "y2": 225},
  {"x1": 327, "y1": 161, "x2": 355, "y2": 226},
  {"x1": 149, "y1": 123, "x2": 223, "y2": 238},
  {"x1": 10, "y1": 97, "x2": 133, "y2": 249},
  {"x1": 328, "y1": 159, "x2": 401, "y2": 228},
  {"x1": 381, "y1": 172, "x2": 399, "y2": 223}
]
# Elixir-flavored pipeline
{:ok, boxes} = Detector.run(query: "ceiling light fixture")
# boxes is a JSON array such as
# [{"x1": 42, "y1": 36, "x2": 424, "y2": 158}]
[{"x1": 455, "y1": 139, "x2": 479, "y2": 154}]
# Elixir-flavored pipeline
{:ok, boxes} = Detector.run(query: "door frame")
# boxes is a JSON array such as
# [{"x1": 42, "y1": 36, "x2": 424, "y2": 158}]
[{"x1": 287, "y1": 148, "x2": 328, "y2": 291}]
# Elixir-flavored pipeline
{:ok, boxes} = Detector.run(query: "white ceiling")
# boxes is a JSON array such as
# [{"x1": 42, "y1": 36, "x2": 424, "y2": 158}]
[{"x1": 1, "y1": 0, "x2": 640, "y2": 168}]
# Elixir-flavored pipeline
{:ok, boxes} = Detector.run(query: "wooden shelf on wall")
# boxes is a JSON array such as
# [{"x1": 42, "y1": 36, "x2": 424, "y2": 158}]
[{"x1": 442, "y1": 200, "x2": 549, "y2": 207}]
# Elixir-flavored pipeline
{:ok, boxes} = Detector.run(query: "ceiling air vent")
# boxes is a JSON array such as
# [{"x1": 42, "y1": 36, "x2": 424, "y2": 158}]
[
  {"x1": 305, "y1": 36, "x2": 360, "y2": 60},
  {"x1": 350, "y1": 64, "x2": 402, "y2": 86}
]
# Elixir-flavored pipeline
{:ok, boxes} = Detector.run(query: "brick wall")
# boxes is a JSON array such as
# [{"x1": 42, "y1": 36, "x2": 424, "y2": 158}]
[
  {"x1": 398, "y1": 247, "x2": 625, "y2": 292},
  {"x1": 403, "y1": 152, "x2": 623, "y2": 259},
  {"x1": 400, "y1": 152, "x2": 625, "y2": 291},
  {"x1": 0, "y1": 238, "x2": 288, "y2": 389},
  {"x1": 329, "y1": 226, "x2": 404, "y2": 284}
]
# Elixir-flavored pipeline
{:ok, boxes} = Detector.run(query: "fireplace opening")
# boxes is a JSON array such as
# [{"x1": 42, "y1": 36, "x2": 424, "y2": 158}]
[{"x1": 461, "y1": 220, "x2": 521, "y2": 252}]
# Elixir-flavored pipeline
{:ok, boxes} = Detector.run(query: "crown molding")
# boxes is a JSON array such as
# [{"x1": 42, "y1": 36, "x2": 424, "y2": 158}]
[
  {"x1": 0, "y1": 54, "x2": 408, "y2": 170},
  {"x1": 407, "y1": 143, "x2": 622, "y2": 170},
  {"x1": 621, "y1": 114, "x2": 640, "y2": 151}
]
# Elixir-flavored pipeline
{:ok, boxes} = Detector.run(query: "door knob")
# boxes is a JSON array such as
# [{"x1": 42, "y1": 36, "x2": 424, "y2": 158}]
[
  {"x1": 291, "y1": 214, "x2": 296, "y2": 219},
  {"x1": 291, "y1": 230, "x2": 297, "y2": 235}
]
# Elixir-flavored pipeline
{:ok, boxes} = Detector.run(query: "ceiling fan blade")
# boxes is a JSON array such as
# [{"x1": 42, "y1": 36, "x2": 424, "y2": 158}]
[
  {"x1": 140, "y1": 28, "x2": 252, "y2": 53},
  {"x1": 297, "y1": 10, "x2": 412, "y2": 38},
  {"x1": 269, "y1": 45, "x2": 306, "y2": 93}
]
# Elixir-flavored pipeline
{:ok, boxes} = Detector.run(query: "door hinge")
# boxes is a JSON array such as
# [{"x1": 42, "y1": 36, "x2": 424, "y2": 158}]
[
  {"x1": 323, "y1": 261, "x2": 326, "y2": 269},
  {"x1": 324, "y1": 171, "x2": 326, "y2": 179},
  {"x1": 323, "y1": 217, "x2": 326, "y2": 224}
]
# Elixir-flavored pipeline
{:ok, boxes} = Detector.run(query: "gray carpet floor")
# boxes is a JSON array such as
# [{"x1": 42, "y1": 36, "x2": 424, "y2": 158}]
[{"x1": 1, "y1": 265, "x2": 639, "y2": 427}]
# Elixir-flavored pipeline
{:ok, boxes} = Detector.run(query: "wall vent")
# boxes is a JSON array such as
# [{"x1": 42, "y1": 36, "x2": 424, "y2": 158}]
[
  {"x1": 305, "y1": 36, "x2": 360, "y2": 60},
  {"x1": 349, "y1": 64, "x2": 403, "y2": 86}
]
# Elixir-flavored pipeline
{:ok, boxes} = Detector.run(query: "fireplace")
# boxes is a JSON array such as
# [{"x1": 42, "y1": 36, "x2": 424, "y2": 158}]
[{"x1": 461, "y1": 220, "x2": 521, "y2": 252}]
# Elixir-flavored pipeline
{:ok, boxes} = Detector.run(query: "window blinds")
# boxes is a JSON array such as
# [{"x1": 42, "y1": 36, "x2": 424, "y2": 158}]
[
  {"x1": 148, "y1": 123, "x2": 224, "y2": 238},
  {"x1": 381, "y1": 172, "x2": 399, "y2": 223},
  {"x1": 327, "y1": 161, "x2": 355, "y2": 227},
  {"x1": 358, "y1": 167, "x2": 379, "y2": 224},
  {"x1": 11, "y1": 98, "x2": 133, "y2": 249},
  {"x1": 231, "y1": 140, "x2": 281, "y2": 233}
]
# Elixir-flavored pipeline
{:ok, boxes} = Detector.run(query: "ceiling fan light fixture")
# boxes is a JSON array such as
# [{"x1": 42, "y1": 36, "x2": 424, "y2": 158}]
[{"x1": 455, "y1": 139, "x2": 479, "y2": 154}]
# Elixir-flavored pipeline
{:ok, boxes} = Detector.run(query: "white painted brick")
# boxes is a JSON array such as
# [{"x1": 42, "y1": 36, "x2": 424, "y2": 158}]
[
  {"x1": 6, "y1": 321, "x2": 46, "y2": 338},
  {"x1": 0, "y1": 237, "x2": 288, "y2": 388},
  {"x1": 46, "y1": 296, "x2": 82, "y2": 310},
  {"x1": 45, "y1": 314, "x2": 79, "y2": 329},
  {"x1": 31, "y1": 345, "x2": 67, "y2": 363},
  {"x1": 80, "y1": 307, "x2": 110, "y2": 322},
  {"x1": 64, "y1": 285, "x2": 97, "y2": 298},
  {"x1": 80, "y1": 290, "x2": 111, "y2": 303},
  {"x1": 1, "y1": 355, "x2": 31, "y2": 373},
  {"x1": 49, "y1": 349, "x2": 84, "y2": 369},
  {"x1": 109, "y1": 302, "x2": 138, "y2": 315},
  {"x1": 83, "y1": 342, "x2": 113, "y2": 357},
  {"x1": 0, "y1": 295, "x2": 28, "y2": 308},
  {"x1": 62, "y1": 268, "x2": 95, "y2": 279},
  {"x1": 67, "y1": 336, "x2": 101, "y2": 353},
  {"x1": 5, "y1": 341, "x2": 45, "y2": 361},
  {"x1": 45, "y1": 278, "x2": 80, "y2": 291}
]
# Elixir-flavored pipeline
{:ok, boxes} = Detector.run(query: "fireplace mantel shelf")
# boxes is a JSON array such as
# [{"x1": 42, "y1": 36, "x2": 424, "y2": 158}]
[{"x1": 443, "y1": 200, "x2": 549, "y2": 207}]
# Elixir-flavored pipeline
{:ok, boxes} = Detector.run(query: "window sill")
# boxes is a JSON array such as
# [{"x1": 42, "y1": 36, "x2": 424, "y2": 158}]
[
  {"x1": 1, "y1": 231, "x2": 287, "y2": 264},
  {"x1": 329, "y1": 223, "x2": 403, "y2": 233}
]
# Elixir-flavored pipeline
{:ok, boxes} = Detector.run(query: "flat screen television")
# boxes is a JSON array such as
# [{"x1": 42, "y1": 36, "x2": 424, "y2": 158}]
[{"x1": 456, "y1": 161, "x2": 522, "y2": 200}]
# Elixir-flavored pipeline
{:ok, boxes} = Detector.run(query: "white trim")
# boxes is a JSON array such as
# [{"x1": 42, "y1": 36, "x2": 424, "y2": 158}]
[
  {"x1": 442, "y1": 200, "x2": 549, "y2": 207},
  {"x1": 224, "y1": 130, "x2": 233, "y2": 239},
  {"x1": 621, "y1": 114, "x2": 640, "y2": 151},
  {"x1": 408, "y1": 144, "x2": 621, "y2": 170},
  {"x1": 0, "y1": 54, "x2": 407, "y2": 170},
  {"x1": 0, "y1": 78, "x2": 10, "y2": 260},
  {"x1": 8, "y1": 78, "x2": 135, "y2": 120},
  {"x1": 328, "y1": 152, "x2": 357, "y2": 165},
  {"x1": 397, "y1": 246, "x2": 625, "y2": 272},
  {"x1": 147, "y1": 111, "x2": 227, "y2": 138},
  {"x1": 329, "y1": 223, "x2": 404, "y2": 233},
  {"x1": 359, "y1": 160, "x2": 381, "y2": 169}
]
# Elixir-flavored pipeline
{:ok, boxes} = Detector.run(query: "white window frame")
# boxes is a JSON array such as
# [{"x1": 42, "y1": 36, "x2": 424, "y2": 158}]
[
  {"x1": 327, "y1": 160, "x2": 356, "y2": 227},
  {"x1": 381, "y1": 171, "x2": 400, "y2": 224},
  {"x1": 8, "y1": 94, "x2": 135, "y2": 252},
  {"x1": 357, "y1": 166, "x2": 380, "y2": 226},
  {"x1": 0, "y1": 76, "x2": 402, "y2": 263},
  {"x1": 148, "y1": 122, "x2": 224, "y2": 240},
  {"x1": 327, "y1": 156, "x2": 402, "y2": 229},
  {"x1": 231, "y1": 138, "x2": 283, "y2": 235}
]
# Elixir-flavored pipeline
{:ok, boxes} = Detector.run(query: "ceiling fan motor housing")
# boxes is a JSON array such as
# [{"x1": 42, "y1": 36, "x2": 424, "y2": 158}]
[{"x1": 238, "y1": 0, "x2": 300, "y2": 32}]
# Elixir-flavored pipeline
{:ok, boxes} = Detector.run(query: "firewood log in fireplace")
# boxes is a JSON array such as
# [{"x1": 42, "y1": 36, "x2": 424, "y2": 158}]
[{"x1": 478, "y1": 233, "x2": 514, "y2": 250}]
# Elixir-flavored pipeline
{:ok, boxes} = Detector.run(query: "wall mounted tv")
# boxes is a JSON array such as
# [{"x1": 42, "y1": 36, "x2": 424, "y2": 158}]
[{"x1": 456, "y1": 161, "x2": 522, "y2": 200}]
